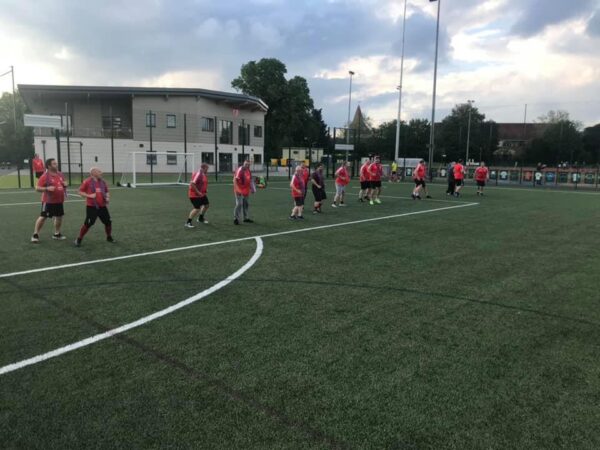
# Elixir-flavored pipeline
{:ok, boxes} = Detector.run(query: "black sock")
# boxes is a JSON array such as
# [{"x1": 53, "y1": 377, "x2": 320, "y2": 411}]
[
  {"x1": 187, "y1": 218, "x2": 192, "y2": 224},
  {"x1": 199, "y1": 214, "x2": 204, "y2": 221}
]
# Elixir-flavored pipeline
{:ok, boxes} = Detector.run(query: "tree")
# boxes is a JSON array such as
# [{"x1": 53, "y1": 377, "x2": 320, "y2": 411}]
[
  {"x1": 232, "y1": 58, "x2": 322, "y2": 158},
  {"x1": 524, "y1": 111, "x2": 584, "y2": 165},
  {"x1": 0, "y1": 90, "x2": 33, "y2": 165},
  {"x1": 436, "y1": 103, "x2": 496, "y2": 163},
  {"x1": 582, "y1": 124, "x2": 600, "y2": 165}
]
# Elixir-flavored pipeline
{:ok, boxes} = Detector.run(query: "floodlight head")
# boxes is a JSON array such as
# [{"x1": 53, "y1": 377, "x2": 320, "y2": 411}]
[{"x1": 349, "y1": 71, "x2": 355, "y2": 76}]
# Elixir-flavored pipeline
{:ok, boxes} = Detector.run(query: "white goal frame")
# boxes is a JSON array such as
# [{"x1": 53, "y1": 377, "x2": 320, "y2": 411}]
[{"x1": 126, "y1": 152, "x2": 195, "y2": 188}]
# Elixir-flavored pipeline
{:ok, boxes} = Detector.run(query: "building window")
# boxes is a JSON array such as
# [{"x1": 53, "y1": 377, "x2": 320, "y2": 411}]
[
  {"x1": 238, "y1": 124, "x2": 250, "y2": 146},
  {"x1": 201, "y1": 117, "x2": 214, "y2": 132},
  {"x1": 102, "y1": 116, "x2": 122, "y2": 130},
  {"x1": 146, "y1": 150, "x2": 157, "y2": 165},
  {"x1": 166, "y1": 114, "x2": 176, "y2": 128},
  {"x1": 237, "y1": 153, "x2": 248, "y2": 165},
  {"x1": 219, "y1": 120, "x2": 233, "y2": 144},
  {"x1": 254, "y1": 125, "x2": 263, "y2": 138},
  {"x1": 201, "y1": 152, "x2": 214, "y2": 165},
  {"x1": 167, "y1": 151, "x2": 177, "y2": 165},
  {"x1": 146, "y1": 112, "x2": 156, "y2": 128},
  {"x1": 254, "y1": 154, "x2": 262, "y2": 164}
]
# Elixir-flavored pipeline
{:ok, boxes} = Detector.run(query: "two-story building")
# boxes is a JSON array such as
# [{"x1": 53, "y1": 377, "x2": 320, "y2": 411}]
[{"x1": 19, "y1": 84, "x2": 268, "y2": 176}]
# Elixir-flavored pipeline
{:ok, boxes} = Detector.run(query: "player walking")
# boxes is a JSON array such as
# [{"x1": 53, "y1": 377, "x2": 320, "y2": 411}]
[
  {"x1": 185, "y1": 163, "x2": 210, "y2": 228},
  {"x1": 411, "y1": 159, "x2": 427, "y2": 200},
  {"x1": 453, "y1": 159, "x2": 466, "y2": 197},
  {"x1": 332, "y1": 161, "x2": 350, "y2": 208},
  {"x1": 233, "y1": 159, "x2": 254, "y2": 225},
  {"x1": 446, "y1": 161, "x2": 456, "y2": 196},
  {"x1": 358, "y1": 157, "x2": 372, "y2": 203},
  {"x1": 290, "y1": 165, "x2": 305, "y2": 220},
  {"x1": 74, "y1": 167, "x2": 113, "y2": 246},
  {"x1": 32, "y1": 154, "x2": 45, "y2": 179},
  {"x1": 31, "y1": 158, "x2": 68, "y2": 243},
  {"x1": 311, "y1": 163, "x2": 327, "y2": 214},
  {"x1": 474, "y1": 161, "x2": 489, "y2": 196},
  {"x1": 368, "y1": 155, "x2": 383, "y2": 205}
]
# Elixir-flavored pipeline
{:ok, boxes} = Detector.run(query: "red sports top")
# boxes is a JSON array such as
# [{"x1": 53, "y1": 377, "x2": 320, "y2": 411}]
[
  {"x1": 32, "y1": 158, "x2": 44, "y2": 173},
  {"x1": 414, "y1": 163, "x2": 426, "y2": 179},
  {"x1": 38, "y1": 171, "x2": 66, "y2": 204},
  {"x1": 234, "y1": 167, "x2": 252, "y2": 196},
  {"x1": 360, "y1": 162, "x2": 371, "y2": 182},
  {"x1": 291, "y1": 174, "x2": 305, "y2": 198},
  {"x1": 453, "y1": 163, "x2": 465, "y2": 180},
  {"x1": 301, "y1": 167, "x2": 310, "y2": 187},
  {"x1": 188, "y1": 171, "x2": 208, "y2": 198},
  {"x1": 80, "y1": 177, "x2": 109, "y2": 208},
  {"x1": 335, "y1": 166, "x2": 350, "y2": 186},
  {"x1": 474, "y1": 166, "x2": 489, "y2": 181},
  {"x1": 369, "y1": 162, "x2": 383, "y2": 182}
]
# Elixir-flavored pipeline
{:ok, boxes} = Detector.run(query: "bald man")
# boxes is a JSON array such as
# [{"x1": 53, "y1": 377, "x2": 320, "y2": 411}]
[{"x1": 75, "y1": 167, "x2": 114, "y2": 247}]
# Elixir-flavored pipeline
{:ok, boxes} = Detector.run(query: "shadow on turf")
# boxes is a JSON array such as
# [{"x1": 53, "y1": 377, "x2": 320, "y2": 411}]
[{"x1": 3, "y1": 277, "x2": 598, "y2": 329}]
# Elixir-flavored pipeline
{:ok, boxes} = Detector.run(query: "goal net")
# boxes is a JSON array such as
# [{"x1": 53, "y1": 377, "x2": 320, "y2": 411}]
[{"x1": 120, "y1": 152, "x2": 195, "y2": 188}]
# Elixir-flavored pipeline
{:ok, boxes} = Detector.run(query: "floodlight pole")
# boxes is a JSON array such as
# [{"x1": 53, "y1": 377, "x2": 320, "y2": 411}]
[
  {"x1": 347, "y1": 70, "x2": 354, "y2": 144},
  {"x1": 465, "y1": 100, "x2": 474, "y2": 164},
  {"x1": 394, "y1": 0, "x2": 408, "y2": 163},
  {"x1": 428, "y1": 0, "x2": 442, "y2": 177}
]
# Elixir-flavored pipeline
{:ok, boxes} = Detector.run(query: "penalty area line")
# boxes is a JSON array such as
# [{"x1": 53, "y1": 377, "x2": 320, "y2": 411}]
[{"x1": 0, "y1": 202, "x2": 478, "y2": 280}]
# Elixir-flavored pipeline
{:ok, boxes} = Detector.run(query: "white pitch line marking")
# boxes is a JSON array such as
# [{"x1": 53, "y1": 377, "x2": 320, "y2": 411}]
[
  {"x1": 0, "y1": 202, "x2": 477, "y2": 280},
  {"x1": 0, "y1": 237, "x2": 264, "y2": 376}
]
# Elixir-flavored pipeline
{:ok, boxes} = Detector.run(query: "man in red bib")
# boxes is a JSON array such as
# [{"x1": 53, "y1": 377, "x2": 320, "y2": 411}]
[
  {"x1": 412, "y1": 159, "x2": 429, "y2": 200},
  {"x1": 233, "y1": 159, "x2": 254, "y2": 225},
  {"x1": 74, "y1": 167, "x2": 113, "y2": 247},
  {"x1": 358, "y1": 157, "x2": 372, "y2": 203},
  {"x1": 332, "y1": 161, "x2": 351, "y2": 207},
  {"x1": 453, "y1": 159, "x2": 465, "y2": 197},
  {"x1": 185, "y1": 163, "x2": 210, "y2": 228},
  {"x1": 290, "y1": 165, "x2": 306, "y2": 220},
  {"x1": 31, "y1": 158, "x2": 68, "y2": 243},
  {"x1": 368, "y1": 155, "x2": 383, "y2": 205},
  {"x1": 474, "y1": 161, "x2": 489, "y2": 196},
  {"x1": 32, "y1": 154, "x2": 45, "y2": 179}
]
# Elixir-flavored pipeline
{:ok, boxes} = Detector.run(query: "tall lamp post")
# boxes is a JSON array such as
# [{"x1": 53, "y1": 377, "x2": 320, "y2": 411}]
[
  {"x1": 347, "y1": 70, "x2": 355, "y2": 144},
  {"x1": 394, "y1": 0, "x2": 408, "y2": 164},
  {"x1": 465, "y1": 99, "x2": 475, "y2": 164},
  {"x1": 428, "y1": 0, "x2": 442, "y2": 176}
]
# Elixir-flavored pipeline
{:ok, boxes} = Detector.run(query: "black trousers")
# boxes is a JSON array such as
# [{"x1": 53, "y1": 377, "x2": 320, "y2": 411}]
[
  {"x1": 446, "y1": 180, "x2": 456, "y2": 194},
  {"x1": 84, "y1": 206, "x2": 111, "y2": 228}
]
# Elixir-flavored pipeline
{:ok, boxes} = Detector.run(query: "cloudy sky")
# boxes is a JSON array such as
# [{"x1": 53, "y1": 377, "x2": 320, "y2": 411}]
[{"x1": 0, "y1": 0, "x2": 599, "y2": 127}]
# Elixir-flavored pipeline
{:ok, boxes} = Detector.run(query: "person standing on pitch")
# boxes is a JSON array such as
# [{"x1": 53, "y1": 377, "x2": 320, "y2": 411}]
[
  {"x1": 474, "y1": 161, "x2": 489, "y2": 196},
  {"x1": 390, "y1": 160, "x2": 398, "y2": 183},
  {"x1": 358, "y1": 156, "x2": 372, "y2": 202},
  {"x1": 332, "y1": 161, "x2": 350, "y2": 208},
  {"x1": 368, "y1": 155, "x2": 383, "y2": 205},
  {"x1": 453, "y1": 159, "x2": 466, "y2": 197},
  {"x1": 185, "y1": 163, "x2": 210, "y2": 228},
  {"x1": 74, "y1": 167, "x2": 114, "y2": 247},
  {"x1": 32, "y1": 153, "x2": 45, "y2": 179},
  {"x1": 31, "y1": 158, "x2": 68, "y2": 243},
  {"x1": 290, "y1": 165, "x2": 305, "y2": 220},
  {"x1": 301, "y1": 161, "x2": 310, "y2": 200},
  {"x1": 412, "y1": 159, "x2": 428, "y2": 200},
  {"x1": 311, "y1": 162, "x2": 326, "y2": 214},
  {"x1": 233, "y1": 159, "x2": 254, "y2": 225},
  {"x1": 446, "y1": 161, "x2": 456, "y2": 196}
]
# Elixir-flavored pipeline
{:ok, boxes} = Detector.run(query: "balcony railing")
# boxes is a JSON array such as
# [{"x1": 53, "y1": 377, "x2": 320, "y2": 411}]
[{"x1": 34, "y1": 127, "x2": 133, "y2": 139}]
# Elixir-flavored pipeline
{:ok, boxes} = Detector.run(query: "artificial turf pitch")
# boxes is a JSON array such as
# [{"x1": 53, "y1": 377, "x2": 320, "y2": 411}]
[{"x1": 1, "y1": 180, "x2": 599, "y2": 449}]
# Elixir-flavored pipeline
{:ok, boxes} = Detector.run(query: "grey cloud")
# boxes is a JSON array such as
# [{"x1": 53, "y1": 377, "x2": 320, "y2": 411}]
[
  {"x1": 587, "y1": 10, "x2": 600, "y2": 36},
  {"x1": 512, "y1": 0, "x2": 596, "y2": 36}
]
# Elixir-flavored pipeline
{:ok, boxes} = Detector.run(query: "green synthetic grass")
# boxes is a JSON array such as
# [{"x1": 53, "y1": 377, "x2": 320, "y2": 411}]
[{"x1": 1, "y1": 181, "x2": 600, "y2": 449}]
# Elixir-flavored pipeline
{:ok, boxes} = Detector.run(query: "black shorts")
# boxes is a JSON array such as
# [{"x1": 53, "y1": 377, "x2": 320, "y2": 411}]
[
  {"x1": 391, "y1": 171, "x2": 397, "y2": 176},
  {"x1": 293, "y1": 197, "x2": 304, "y2": 206},
  {"x1": 371, "y1": 180, "x2": 382, "y2": 189},
  {"x1": 190, "y1": 196, "x2": 209, "y2": 208},
  {"x1": 312, "y1": 187, "x2": 327, "y2": 202},
  {"x1": 476, "y1": 180, "x2": 486, "y2": 187},
  {"x1": 360, "y1": 181, "x2": 370, "y2": 190},
  {"x1": 455, "y1": 179, "x2": 464, "y2": 187},
  {"x1": 40, "y1": 203, "x2": 64, "y2": 218},
  {"x1": 85, "y1": 206, "x2": 111, "y2": 227},
  {"x1": 414, "y1": 178, "x2": 426, "y2": 187},
  {"x1": 35, "y1": 172, "x2": 44, "y2": 179}
]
